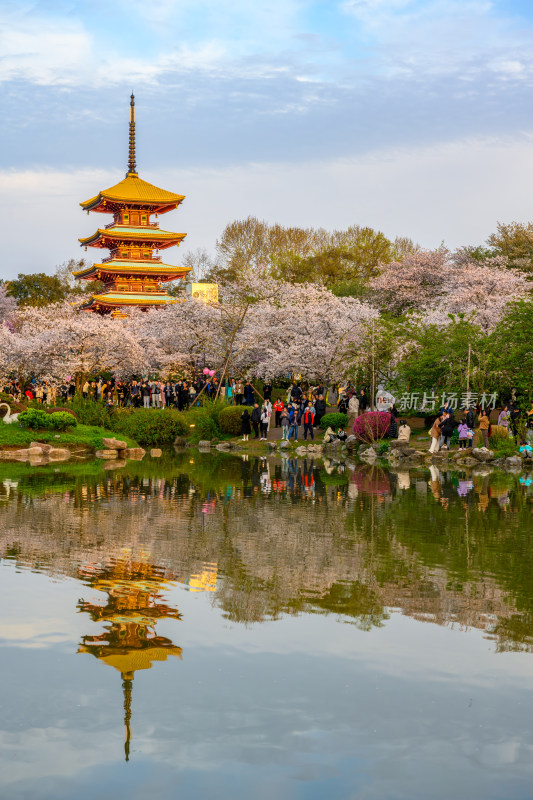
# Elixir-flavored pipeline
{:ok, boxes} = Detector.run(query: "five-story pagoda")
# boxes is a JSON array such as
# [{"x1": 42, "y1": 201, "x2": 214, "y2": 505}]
[{"x1": 75, "y1": 94, "x2": 190, "y2": 313}]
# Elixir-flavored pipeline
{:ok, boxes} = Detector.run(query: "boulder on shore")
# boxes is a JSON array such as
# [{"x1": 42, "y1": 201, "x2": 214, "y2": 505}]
[
  {"x1": 102, "y1": 437, "x2": 128, "y2": 450},
  {"x1": 47, "y1": 448, "x2": 71, "y2": 460},
  {"x1": 472, "y1": 447, "x2": 494, "y2": 463},
  {"x1": 150, "y1": 448, "x2": 162, "y2": 457},
  {"x1": 505, "y1": 456, "x2": 522, "y2": 470},
  {"x1": 30, "y1": 442, "x2": 54, "y2": 454}
]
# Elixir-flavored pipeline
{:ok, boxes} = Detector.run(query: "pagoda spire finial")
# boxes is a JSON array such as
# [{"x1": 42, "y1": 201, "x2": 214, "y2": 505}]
[
  {"x1": 127, "y1": 93, "x2": 137, "y2": 176},
  {"x1": 122, "y1": 674, "x2": 133, "y2": 762}
]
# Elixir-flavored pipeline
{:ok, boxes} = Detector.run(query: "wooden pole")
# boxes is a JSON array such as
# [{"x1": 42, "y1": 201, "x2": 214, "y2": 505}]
[
  {"x1": 466, "y1": 343, "x2": 472, "y2": 399},
  {"x1": 371, "y1": 321, "x2": 375, "y2": 413}
]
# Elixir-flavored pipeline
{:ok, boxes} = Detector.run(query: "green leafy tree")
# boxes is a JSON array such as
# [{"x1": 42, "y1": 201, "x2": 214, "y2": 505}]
[
  {"x1": 488, "y1": 300, "x2": 533, "y2": 402},
  {"x1": 7, "y1": 273, "x2": 69, "y2": 307},
  {"x1": 391, "y1": 316, "x2": 492, "y2": 395},
  {"x1": 487, "y1": 221, "x2": 533, "y2": 275}
]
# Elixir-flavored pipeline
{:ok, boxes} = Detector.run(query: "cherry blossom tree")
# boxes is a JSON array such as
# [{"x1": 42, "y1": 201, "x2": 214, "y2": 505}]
[
  {"x1": 371, "y1": 248, "x2": 528, "y2": 331},
  {"x1": 6, "y1": 303, "x2": 149, "y2": 388},
  {"x1": 234, "y1": 283, "x2": 379, "y2": 382},
  {"x1": 0, "y1": 284, "x2": 16, "y2": 326}
]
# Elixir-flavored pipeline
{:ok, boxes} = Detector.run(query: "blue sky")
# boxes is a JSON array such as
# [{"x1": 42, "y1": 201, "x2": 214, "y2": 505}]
[{"x1": 2, "y1": 0, "x2": 533, "y2": 276}]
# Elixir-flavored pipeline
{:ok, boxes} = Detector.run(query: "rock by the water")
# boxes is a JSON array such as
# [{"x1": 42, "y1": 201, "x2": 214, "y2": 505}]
[
  {"x1": 102, "y1": 437, "x2": 128, "y2": 450},
  {"x1": 150, "y1": 448, "x2": 162, "y2": 457},
  {"x1": 48, "y1": 448, "x2": 71, "y2": 460},
  {"x1": 280, "y1": 441, "x2": 290, "y2": 449},
  {"x1": 360, "y1": 448, "x2": 377, "y2": 463},
  {"x1": 30, "y1": 442, "x2": 54, "y2": 454},
  {"x1": 505, "y1": 456, "x2": 522, "y2": 469},
  {"x1": 173, "y1": 436, "x2": 188, "y2": 447},
  {"x1": 198, "y1": 440, "x2": 212, "y2": 448},
  {"x1": 472, "y1": 447, "x2": 494, "y2": 462}
]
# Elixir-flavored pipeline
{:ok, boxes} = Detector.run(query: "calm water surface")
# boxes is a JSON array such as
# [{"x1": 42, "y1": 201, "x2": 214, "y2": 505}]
[{"x1": 1, "y1": 452, "x2": 532, "y2": 799}]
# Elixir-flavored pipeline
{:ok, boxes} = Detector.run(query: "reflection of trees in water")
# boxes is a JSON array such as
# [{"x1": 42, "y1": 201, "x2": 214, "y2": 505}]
[{"x1": 0, "y1": 456, "x2": 532, "y2": 650}]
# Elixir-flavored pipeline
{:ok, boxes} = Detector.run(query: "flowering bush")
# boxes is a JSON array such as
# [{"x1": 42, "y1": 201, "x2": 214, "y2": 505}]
[{"x1": 352, "y1": 411, "x2": 391, "y2": 443}]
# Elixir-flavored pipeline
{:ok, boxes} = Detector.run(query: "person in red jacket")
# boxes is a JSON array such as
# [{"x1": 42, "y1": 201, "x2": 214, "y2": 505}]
[
  {"x1": 273, "y1": 398, "x2": 284, "y2": 427},
  {"x1": 302, "y1": 406, "x2": 315, "y2": 440}
]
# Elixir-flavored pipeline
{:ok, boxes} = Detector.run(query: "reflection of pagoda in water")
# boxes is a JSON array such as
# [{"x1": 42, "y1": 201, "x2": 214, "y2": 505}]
[{"x1": 77, "y1": 553, "x2": 182, "y2": 761}]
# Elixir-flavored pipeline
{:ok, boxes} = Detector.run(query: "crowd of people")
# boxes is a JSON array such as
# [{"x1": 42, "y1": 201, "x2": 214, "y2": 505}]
[{"x1": 2, "y1": 374, "x2": 533, "y2": 452}]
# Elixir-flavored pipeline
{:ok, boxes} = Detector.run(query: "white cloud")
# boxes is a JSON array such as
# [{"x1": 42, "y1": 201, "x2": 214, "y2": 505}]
[{"x1": 0, "y1": 17, "x2": 92, "y2": 85}]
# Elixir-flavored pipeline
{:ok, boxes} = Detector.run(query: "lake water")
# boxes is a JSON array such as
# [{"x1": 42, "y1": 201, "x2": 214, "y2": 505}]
[{"x1": 1, "y1": 451, "x2": 532, "y2": 799}]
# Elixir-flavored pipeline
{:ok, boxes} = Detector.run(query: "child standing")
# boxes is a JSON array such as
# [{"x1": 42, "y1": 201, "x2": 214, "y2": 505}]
[{"x1": 457, "y1": 420, "x2": 470, "y2": 449}]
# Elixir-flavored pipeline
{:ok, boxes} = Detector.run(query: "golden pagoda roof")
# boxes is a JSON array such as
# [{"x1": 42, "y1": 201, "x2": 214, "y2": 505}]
[
  {"x1": 79, "y1": 226, "x2": 186, "y2": 248},
  {"x1": 78, "y1": 644, "x2": 183, "y2": 675},
  {"x1": 73, "y1": 261, "x2": 191, "y2": 280},
  {"x1": 80, "y1": 174, "x2": 185, "y2": 213}
]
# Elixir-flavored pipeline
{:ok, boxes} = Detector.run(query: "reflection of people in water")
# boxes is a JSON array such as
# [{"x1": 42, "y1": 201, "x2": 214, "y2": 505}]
[
  {"x1": 428, "y1": 465, "x2": 442, "y2": 501},
  {"x1": 397, "y1": 471, "x2": 410, "y2": 491}
]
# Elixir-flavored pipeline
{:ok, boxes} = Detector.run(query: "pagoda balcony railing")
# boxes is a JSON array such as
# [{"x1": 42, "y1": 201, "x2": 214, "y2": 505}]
[
  {"x1": 101, "y1": 254, "x2": 163, "y2": 263},
  {"x1": 104, "y1": 221, "x2": 160, "y2": 230}
]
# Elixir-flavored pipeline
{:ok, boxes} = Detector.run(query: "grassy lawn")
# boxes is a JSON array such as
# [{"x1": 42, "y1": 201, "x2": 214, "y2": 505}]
[{"x1": 0, "y1": 422, "x2": 139, "y2": 450}]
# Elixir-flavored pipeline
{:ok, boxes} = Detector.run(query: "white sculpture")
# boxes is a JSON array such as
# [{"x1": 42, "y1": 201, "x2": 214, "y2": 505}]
[
  {"x1": 376, "y1": 384, "x2": 395, "y2": 412},
  {"x1": 0, "y1": 403, "x2": 20, "y2": 424}
]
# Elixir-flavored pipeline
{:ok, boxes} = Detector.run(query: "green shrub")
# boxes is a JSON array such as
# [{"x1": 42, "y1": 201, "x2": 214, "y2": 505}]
[
  {"x1": 473, "y1": 424, "x2": 513, "y2": 448},
  {"x1": 46, "y1": 407, "x2": 77, "y2": 418},
  {"x1": 69, "y1": 397, "x2": 108, "y2": 427},
  {"x1": 219, "y1": 406, "x2": 245, "y2": 435},
  {"x1": 47, "y1": 412, "x2": 77, "y2": 431},
  {"x1": 18, "y1": 409, "x2": 76, "y2": 431},
  {"x1": 18, "y1": 409, "x2": 49, "y2": 429},
  {"x1": 111, "y1": 408, "x2": 186, "y2": 445},
  {"x1": 183, "y1": 407, "x2": 223, "y2": 443},
  {"x1": 376, "y1": 440, "x2": 390, "y2": 455},
  {"x1": 319, "y1": 412, "x2": 349, "y2": 431},
  {"x1": 492, "y1": 439, "x2": 519, "y2": 458}
]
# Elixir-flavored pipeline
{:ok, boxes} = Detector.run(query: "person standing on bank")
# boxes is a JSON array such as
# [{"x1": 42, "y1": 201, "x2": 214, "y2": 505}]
[
  {"x1": 348, "y1": 393, "x2": 359, "y2": 428},
  {"x1": 479, "y1": 409, "x2": 491, "y2": 448},
  {"x1": 359, "y1": 389, "x2": 368, "y2": 413},
  {"x1": 251, "y1": 402, "x2": 261, "y2": 439},
  {"x1": 302, "y1": 406, "x2": 315, "y2": 440},
  {"x1": 429, "y1": 414, "x2": 442, "y2": 453},
  {"x1": 244, "y1": 381, "x2": 255, "y2": 406},
  {"x1": 235, "y1": 380, "x2": 244, "y2": 405},
  {"x1": 273, "y1": 397, "x2": 284, "y2": 427},
  {"x1": 241, "y1": 408, "x2": 251, "y2": 441},
  {"x1": 287, "y1": 405, "x2": 299, "y2": 442},
  {"x1": 280, "y1": 406, "x2": 290, "y2": 439},
  {"x1": 315, "y1": 394, "x2": 326, "y2": 428},
  {"x1": 260, "y1": 406, "x2": 269, "y2": 440}
]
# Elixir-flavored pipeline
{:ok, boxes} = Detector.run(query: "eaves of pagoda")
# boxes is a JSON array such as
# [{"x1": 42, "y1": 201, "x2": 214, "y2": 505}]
[
  {"x1": 79, "y1": 226, "x2": 187, "y2": 250},
  {"x1": 73, "y1": 261, "x2": 192, "y2": 283}
]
